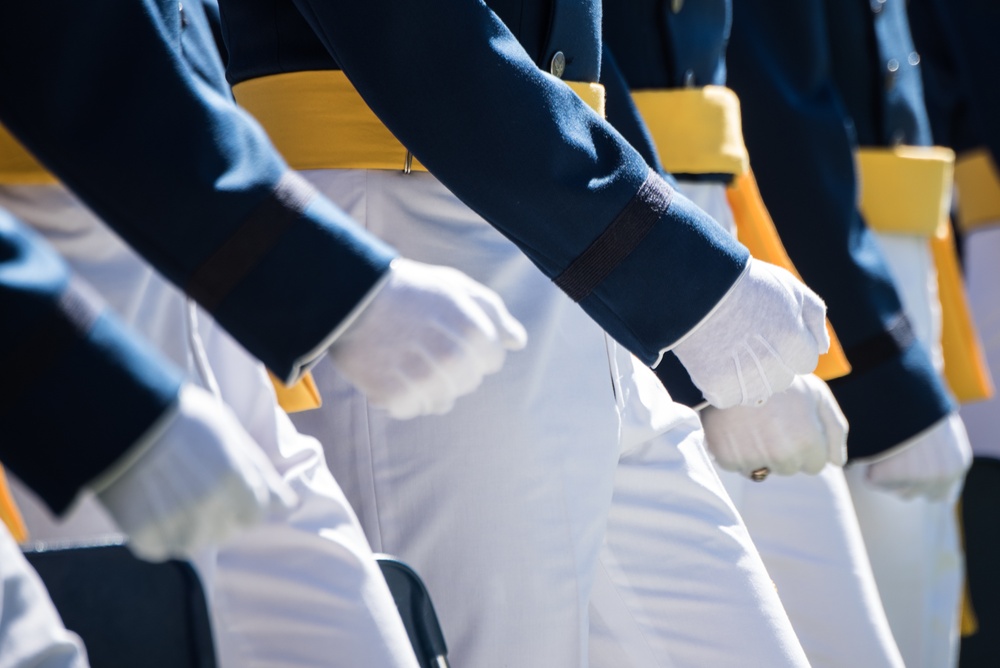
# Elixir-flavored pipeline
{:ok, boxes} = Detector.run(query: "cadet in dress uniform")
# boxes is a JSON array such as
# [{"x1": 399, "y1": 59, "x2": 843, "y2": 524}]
[
  {"x1": 600, "y1": 3, "x2": 905, "y2": 665},
  {"x1": 908, "y1": 1, "x2": 1000, "y2": 664},
  {"x1": 2, "y1": 1, "x2": 537, "y2": 664},
  {"x1": 0, "y1": 207, "x2": 301, "y2": 667},
  {"x1": 219, "y1": 0, "x2": 834, "y2": 665},
  {"x1": 728, "y1": 2, "x2": 980, "y2": 666}
]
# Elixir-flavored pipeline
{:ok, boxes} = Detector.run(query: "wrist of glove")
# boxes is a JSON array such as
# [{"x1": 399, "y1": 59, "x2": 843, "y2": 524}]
[
  {"x1": 671, "y1": 259, "x2": 829, "y2": 410},
  {"x1": 863, "y1": 412, "x2": 972, "y2": 502},
  {"x1": 701, "y1": 374, "x2": 848, "y2": 477},
  {"x1": 92, "y1": 384, "x2": 298, "y2": 562},
  {"x1": 328, "y1": 258, "x2": 527, "y2": 420}
]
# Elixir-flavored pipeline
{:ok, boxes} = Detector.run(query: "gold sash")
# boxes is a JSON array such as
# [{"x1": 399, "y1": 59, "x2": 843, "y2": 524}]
[
  {"x1": 268, "y1": 370, "x2": 323, "y2": 413},
  {"x1": 856, "y1": 146, "x2": 954, "y2": 236},
  {"x1": 0, "y1": 125, "x2": 57, "y2": 185},
  {"x1": 631, "y1": 86, "x2": 750, "y2": 176},
  {"x1": 233, "y1": 70, "x2": 607, "y2": 173},
  {"x1": 634, "y1": 87, "x2": 850, "y2": 380},
  {"x1": 856, "y1": 146, "x2": 993, "y2": 402},
  {"x1": 954, "y1": 148, "x2": 1000, "y2": 233},
  {"x1": 0, "y1": 467, "x2": 27, "y2": 543}
]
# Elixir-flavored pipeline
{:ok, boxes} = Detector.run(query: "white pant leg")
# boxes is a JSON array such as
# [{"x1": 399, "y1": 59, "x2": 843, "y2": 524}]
[
  {"x1": 959, "y1": 226, "x2": 1000, "y2": 459},
  {"x1": 678, "y1": 182, "x2": 902, "y2": 666},
  {"x1": 293, "y1": 169, "x2": 623, "y2": 667},
  {"x1": 847, "y1": 232, "x2": 961, "y2": 668},
  {"x1": 589, "y1": 347, "x2": 809, "y2": 668},
  {"x1": 0, "y1": 185, "x2": 418, "y2": 668},
  {"x1": 0, "y1": 526, "x2": 89, "y2": 668},
  {"x1": 845, "y1": 465, "x2": 962, "y2": 668},
  {"x1": 732, "y1": 466, "x2": 904, "y2": 668},
  {"x1": 292, "y1": 169, "x2": 810, "y2": 667}
]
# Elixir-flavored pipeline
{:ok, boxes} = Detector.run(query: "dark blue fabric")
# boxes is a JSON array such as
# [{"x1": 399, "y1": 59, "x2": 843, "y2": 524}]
[
  {"x1": 906, "y1": 0, "x2": 977, "y2": 155},
  {"x1": 825, "y1": 0, "x2": 932, "y2": 148},
  {"x1": 603, "y1": 0, "x2": 729, "y2": 90},
  {"x1": 727, "y1": 0, "x2": 953, "y2": 458},
  {"x1": 217, "y1": 0, "x2": 751, "y2": 364},
  {"x1": 0, "y1": 211, "x2": 182, "y2": 514},
  {"x1": 0, "y1": 0, "x2": 396, "y2": 382},
  {"x1": 26, "y1": 544, "x2": 217, "y2": 667},
  {"x1": 909, "y1": 0, "x2": 1000, "y2": 164},
  {"x1": 601, "y1": 1, "x2": 733, "y2": 404}
]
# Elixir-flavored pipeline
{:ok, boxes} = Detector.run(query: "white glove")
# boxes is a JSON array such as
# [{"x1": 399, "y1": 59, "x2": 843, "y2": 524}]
[
  {"x1": 328, "y1": 258, "x2": 528, "y2": 420},
  {"x1": 864, "y1": 412, "x2": 972, "y2": 502},
  {"x1": 92, "y1": 384, "x2": 298, "y2": 562},
  {"x1": 701, "y1": 374, "x2": 848, "y2": 477},
  {"x1": 672, "y1": 259, "x2": 829, "y2": 409}
]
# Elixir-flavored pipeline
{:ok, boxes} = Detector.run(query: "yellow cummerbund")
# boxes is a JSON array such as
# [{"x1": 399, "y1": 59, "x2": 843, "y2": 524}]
[
  {"x1": 0, "y1": 124, "x2": 56, "y2": 185},
  {"x1": 932, "y1": 222, "x2": 994, "y2": 403},
  {"x1": 268, "y1": 370, "x2": 323, "y2": 413},
  {"x1": 954, "y1": 148, "x2": 1000, "y2": 233},
  {"x1": 0, "y1": 465, "x2": 27, "y2": 543},
  {"x1": 233, "y1": 70, "x2": 606, "y2": 173},
  {"x1": 631, "y1": 86, "x2": 750, "y2": 177},
  {"x1": 856, "y1": 146, "x2": 955, "y2": 236}
]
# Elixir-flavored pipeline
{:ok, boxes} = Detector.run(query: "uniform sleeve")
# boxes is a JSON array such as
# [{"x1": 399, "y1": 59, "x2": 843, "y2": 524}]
[
  {"x1": 0, "y1": 0, "x2": 397, "y2": 383},
  {"x1": 913, "y1": 0, "x2": 1000, "y2": 162},
  {"x1": 599, "y1": 44, "x2": 707, "y2": 406},
  {"x1": 727, "y1": 0, "x2": 953, "y2": 458},
  {"x1": 0, "y1": 211, "x2": 183, "y2": 514},
  {"x1": 277, "y1": 0, "x2": 750, "y2": 364}
]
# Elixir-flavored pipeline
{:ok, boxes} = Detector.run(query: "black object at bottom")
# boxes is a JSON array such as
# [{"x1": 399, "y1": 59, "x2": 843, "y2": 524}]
[
  {"x1": 960, "y1": 457, "x2": 1000, "y2": 667},
  {"x1": 24, "y1": 543, "x2": 216, "y2": 668},
  {"x1": 377, "y1": 554, "x2": 451, "y2": 668}
]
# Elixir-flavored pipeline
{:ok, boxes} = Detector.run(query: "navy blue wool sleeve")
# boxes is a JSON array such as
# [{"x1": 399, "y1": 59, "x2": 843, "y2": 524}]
[
  {"x1": 0, "y1": 211, "x2": 182, "y2": 514},
  {"x1": 219, "y1": 0, "x2": 751, "y2": 364},
  {"x1": 727, "y1": 0, "x2": 953, "y2": 458},
  {"x1": 0, "y1": 0, "x2": 396, "y2": 383}
]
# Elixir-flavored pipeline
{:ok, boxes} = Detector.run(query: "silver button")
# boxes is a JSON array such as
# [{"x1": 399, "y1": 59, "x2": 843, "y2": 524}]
[
  {"x1": 550, "y1": 51, "x2": 566, "y2": 78},
  {"x1": 908, "y1": 51, "x2": 921, "y2": 66},
  {"x1": 683, "y1": 69, "x2": 696, "y2": 87},
  {"x1": 887, "y1": 58, "x2": 899, "y2": 73},
  {"x1": 672, "y1": 0, "x2": 684, "y2": 13},
  {"x1": 870, "y1": 0, "x2": 885, "y2": 13}
]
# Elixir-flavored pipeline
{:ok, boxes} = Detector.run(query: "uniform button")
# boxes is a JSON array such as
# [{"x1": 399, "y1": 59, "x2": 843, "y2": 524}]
[
  {"x1": 672, "y1": 0, "x2": 684, "y2": 13},
  {"x1": 870, "y1": 0, "x2": 885, "y2": 13},
  {"x1": 885, "y1": 58, "x2": 899, "y2": 90},
  {"x1": 550, "y1": 51, "x2": 566, "y2": 78},
  {"x1": 908, "y1": 51, "x2": 921, "y2": 66},
  {"x1": 683, "y1": 69, "x2": 696, "y2": 87}
]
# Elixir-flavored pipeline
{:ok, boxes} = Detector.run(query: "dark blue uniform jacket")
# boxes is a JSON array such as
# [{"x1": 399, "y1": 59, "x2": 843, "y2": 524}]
[
  {"x1": 217, "y1": 0, "x2": 753, "y2": 365},
  {"x1": 602, "y1": 0, "x2": 953, "y2": 458},
  {"x1": 0, "y1": 0, "x2": 399, "y2": 512}
]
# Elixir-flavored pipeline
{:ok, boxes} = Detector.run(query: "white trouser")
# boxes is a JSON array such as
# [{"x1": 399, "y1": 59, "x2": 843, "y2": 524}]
[
  {"x1": 844, "y1": 231, "x2": 961, "y2": 668},
  {"x1": 722, "y1": 466, "x2": 905, "y2": 668},
  {"x1": 0, "y1": 185, "x2": 418, "y2": 668},
  {"x1": 0, "y1": 525, "x2": 89, "y2": 668},
  {"x1": 291, "y1": 169, "x2": 808, "y2": 668},
  {"x1": 959, "y1": 225, "x2": 1000, "y2": 460},
  {"x1": 682, "y1": 181, "x2": 904, "y2": 667}
]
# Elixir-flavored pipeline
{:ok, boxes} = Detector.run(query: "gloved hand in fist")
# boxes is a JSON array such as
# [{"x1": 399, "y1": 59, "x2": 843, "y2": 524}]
[
  {"x1": 672, "y1": 259, "x2": 829, "y2": 409},
  {"x1": 701, "y1": 374, "x2": 848, "y2": 477},
  {"x1": 328, "y1": 258, "x2": 528, "y2": 420},
  {"x1": 864, "y1": 412, "x2": 972, "y2": 502},
  {"x1": 92, "y1": 384, "x2": 298, "y2": 562}
]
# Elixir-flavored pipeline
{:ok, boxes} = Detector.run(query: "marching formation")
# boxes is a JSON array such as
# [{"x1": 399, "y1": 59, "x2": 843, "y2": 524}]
[{"x1": 1, "y1": 0, "x2": 997, "y2": 666}]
